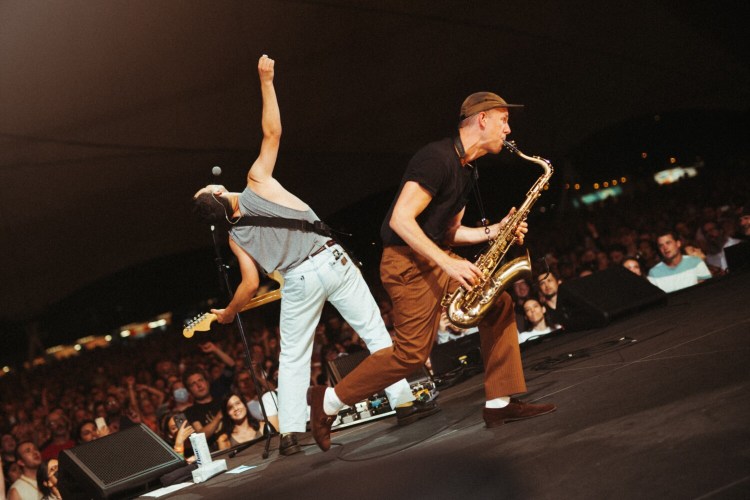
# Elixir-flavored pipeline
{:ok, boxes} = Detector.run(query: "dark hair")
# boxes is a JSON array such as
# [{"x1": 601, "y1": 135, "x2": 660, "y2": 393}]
[
  {"x1": 657, "y1": 229, "x2": 681, "y2": 241},
  {"x1": 192, "y1": 191, "x2": 231, "y2": 224},
  {"x1": 221, "y1": 393, "x2": 260, "y2": 436},
  {"x1": 521, "y1": 297, "x2": 543, "y2": 309},
  {"x1": 14, "y1": 440, "x2": 35, "y2": 462},
  {"x1": 607, "y1": 244, "x2": 627, "y2": 255},
  {"x1": 160, "y1": 412, "x2": 177, "y2": 443},
  {"x1": 37, "y1": 459, "x2": 55, "y2": 497},
  {"x1": 182, "y1": 365, "x2": 208, "y2": 388},
  {"x1": 75, "y1": 419, "x2": 96, "y2": 444}
]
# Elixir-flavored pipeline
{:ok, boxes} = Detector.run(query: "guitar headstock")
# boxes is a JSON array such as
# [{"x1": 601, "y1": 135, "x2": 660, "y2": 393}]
[{"x1": 183, "y1": 312, "x2": 217, "y2": 338}]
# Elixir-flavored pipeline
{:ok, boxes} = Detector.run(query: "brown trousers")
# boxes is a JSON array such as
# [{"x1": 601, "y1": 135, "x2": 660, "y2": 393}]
[{"x1": 334, "y1": 246, "x2": 527, "y2": 405}]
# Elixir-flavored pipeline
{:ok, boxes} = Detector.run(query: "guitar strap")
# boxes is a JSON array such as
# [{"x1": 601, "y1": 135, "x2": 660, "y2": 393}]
[
  {"x1": 231, "y1": 216, "x2": 362, "y2": 267},
  {"x1": 231, "y1": 215, "x2": 333, "y2": 236}
]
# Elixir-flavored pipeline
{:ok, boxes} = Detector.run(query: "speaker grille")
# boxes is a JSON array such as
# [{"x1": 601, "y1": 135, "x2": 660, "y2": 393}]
[
  {"x1": 327, "y1": 350, "x2": 370, "y2": 384},
  {"x1": 60, "y1": 424, "x2": 183, "y2": 498},
  {"x1": 68, "y1": 426, "x2": 177, "y2": 484}
]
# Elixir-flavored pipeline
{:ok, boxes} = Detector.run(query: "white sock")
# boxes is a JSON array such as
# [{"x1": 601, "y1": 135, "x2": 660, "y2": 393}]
[
  {"x1": 485, "y1": 397, "x2": 511, "y2": 409},
  {"x1": 323, "y1": 387, "x2": 344, "y2": 416}
]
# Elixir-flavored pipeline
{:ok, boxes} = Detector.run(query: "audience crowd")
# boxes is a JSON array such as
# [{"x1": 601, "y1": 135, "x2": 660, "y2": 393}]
[{"x1": 2, "y1": 166, "x2": 749, "y2": 497}]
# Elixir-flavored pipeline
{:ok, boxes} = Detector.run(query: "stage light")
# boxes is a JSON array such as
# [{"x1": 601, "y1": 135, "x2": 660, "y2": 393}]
[
  {"x1": 148, "y1": 319, "x2": 167, "y2": 329},
  {"x1": 120, "y1": 330, "x2": 131, "y2": 338}
]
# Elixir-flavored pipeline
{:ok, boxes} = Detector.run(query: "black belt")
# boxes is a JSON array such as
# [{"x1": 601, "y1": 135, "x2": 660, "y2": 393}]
[{"x1": 308, "y1": 240, "x2": 336, "y2": 259}]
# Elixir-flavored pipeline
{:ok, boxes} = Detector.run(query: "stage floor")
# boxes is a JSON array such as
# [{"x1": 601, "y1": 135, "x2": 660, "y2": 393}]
[{"x1": 144, "y1": 270, "x2": 750, "y2": 500}]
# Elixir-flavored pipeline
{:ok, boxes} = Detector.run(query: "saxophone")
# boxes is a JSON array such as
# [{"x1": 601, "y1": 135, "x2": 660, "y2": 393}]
[{"x1": 442, "y1": 140, "x2": 554, "y2": 328}]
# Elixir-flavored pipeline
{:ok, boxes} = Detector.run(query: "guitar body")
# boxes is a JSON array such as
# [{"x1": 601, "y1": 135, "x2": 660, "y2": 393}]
[{"x1": 183, "y1": 271, "x2": 284, "y2": 338}]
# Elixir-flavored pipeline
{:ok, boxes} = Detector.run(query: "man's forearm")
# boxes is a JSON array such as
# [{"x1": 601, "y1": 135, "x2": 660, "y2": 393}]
[
  {"x1": 202, "y1": 414, "x2": 222, "y2": 438},
  {"x1": 450, "y1": 223, "x2": 501, "y2": 246},
  {"x1": 223, "y1": 281, "x2": 258, "y2": 317},
  {"x1": 212, "y1": 345, "x2": 235, "y2": 368},
  {"x1": 391, "y1": 214, "x2": 452, "y2": 268},
  {"x1": 260, "y1": 80, "x2": 281, "y2": 138}
]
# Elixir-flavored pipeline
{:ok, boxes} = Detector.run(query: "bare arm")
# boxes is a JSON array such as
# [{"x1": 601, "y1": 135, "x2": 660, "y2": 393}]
[
  {"x1": 191, "y1": 411, "x2": 222, "y2": 439},
  {"x1": 210, "y1": 237, "x2": 260, "y2": 324},
  {"x1": 247, "y1": 55, "x2": 281, "y2": 184},
  {"x1": 125, "y1": 376, "x2": 143, "y2": 421},
  {"x1": 389, "y1": 181, "x2": 483, "y2": 289},
  {"x1": 174, "y1": 420, "x2": 195, "y2": 453},
  {"x1": 199, "y1": 341, "x2": 236, "y2": 368},
  {"x1": 135, "y1": 384, "x2": 166, "y2": 407},
  {"x1": 391, "y1": 182, "x2": 528, "y2": 289},
  {"x1": 446, "y1": 207, "x2": 527, "y2": 246}
]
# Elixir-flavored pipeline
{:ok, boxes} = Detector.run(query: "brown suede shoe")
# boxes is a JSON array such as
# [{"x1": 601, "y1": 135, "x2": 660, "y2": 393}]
[
  {"x1": 483, "y1": 398, "x2": 556, "y2": 428},
  {"x1": 307, "y1": 386, "x2": 336, "y2": 451}
]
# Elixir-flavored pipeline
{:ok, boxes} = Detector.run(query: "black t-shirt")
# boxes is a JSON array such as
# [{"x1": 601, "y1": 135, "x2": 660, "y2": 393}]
[
  {"x1": 184, "y1": 399, "x2": 224, "y2": 450},
  {"x1": 381, "y1": 138, "x2": 474, "y2": 247}
]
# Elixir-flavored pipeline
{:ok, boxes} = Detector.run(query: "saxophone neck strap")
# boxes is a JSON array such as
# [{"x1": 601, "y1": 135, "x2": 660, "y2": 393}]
[
  {"x1": 453, "y1": 135, "x2": 466, "y2": 159},
  {"x1": 466, "y1": 162, "x2": 490, "y2": 233}
]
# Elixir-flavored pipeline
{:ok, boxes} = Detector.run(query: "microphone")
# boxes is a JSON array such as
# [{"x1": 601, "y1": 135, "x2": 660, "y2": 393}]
[{"x1": 212, "y1": 166, "x2": 222, "y2": 177}]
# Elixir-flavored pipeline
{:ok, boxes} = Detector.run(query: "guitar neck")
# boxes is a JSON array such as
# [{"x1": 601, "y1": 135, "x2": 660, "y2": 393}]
[
  {"x1": 183, "y1": 271, "x2": 284, "y2": 338},
  {"x1": 239, "y1": 289, "x2": 281, "y2": 312}
]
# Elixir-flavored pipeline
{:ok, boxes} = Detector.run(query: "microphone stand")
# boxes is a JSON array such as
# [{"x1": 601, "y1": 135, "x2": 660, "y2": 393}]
[{"x1": 210, "y1": 224, "x2": 275, "y2": 459}]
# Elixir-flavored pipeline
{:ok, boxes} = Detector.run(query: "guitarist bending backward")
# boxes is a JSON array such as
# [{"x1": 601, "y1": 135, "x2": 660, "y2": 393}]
[{"x1": 192, "y1": 55, "x2": 438, "y2": 456}]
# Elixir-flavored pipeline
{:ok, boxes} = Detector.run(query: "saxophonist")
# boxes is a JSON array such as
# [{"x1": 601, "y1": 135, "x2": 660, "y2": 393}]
[{"x1": 308, "y1": 93, "x2": 556, "y2": 449}]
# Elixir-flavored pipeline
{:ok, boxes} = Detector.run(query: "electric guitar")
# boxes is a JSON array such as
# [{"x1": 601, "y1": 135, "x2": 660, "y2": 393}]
[{"x1": 183, "y1": 271, "x2": 284, "y2": 338}]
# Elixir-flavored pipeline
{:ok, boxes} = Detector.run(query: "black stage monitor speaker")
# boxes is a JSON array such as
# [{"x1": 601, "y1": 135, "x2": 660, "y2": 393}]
[
  {"x1": 726, "y1": 240, "x2": 750, "y2": 272},
  {"x1": 429, "y1": 333, "x2": 482, "y2": 377},
  {"x1": 58, "y1": 424, "x2": 183, "y2": 499},
  {"x1": 327, "y1": 349, "x2": 370, "y2": 384},
  {"x1": 557, "y1": 266, "x2": 668, "y2": 331}
]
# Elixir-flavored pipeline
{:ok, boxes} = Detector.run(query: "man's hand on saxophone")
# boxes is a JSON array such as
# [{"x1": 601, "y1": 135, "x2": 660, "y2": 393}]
[
  {"x1": 441, "y1": 256, "x2": 485, "y2": 289},
  {"x1": 497, "y1": 207, "x2": 528, "y2": 246}
]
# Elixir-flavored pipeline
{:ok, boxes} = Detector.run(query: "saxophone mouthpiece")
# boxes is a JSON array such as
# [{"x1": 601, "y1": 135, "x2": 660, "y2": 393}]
[{"x1": 503, "y1": 140, "x2": 518, "y2": 153}]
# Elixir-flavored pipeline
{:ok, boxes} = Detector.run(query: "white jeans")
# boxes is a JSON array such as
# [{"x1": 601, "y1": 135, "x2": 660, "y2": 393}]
[{"x1": 278, "y1": 243, "x2": 414, "y2": 433}]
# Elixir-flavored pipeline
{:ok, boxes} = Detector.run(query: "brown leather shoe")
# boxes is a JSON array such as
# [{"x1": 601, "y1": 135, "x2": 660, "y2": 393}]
[
  {"x1": 483, "y1": 398, "x2": 556, "y2": 428},
  {"x1": 307, "y1": 386, "x2": 336, "y2": 451},
  {"x1": 279, "y1": 432, "x2": 302, "y2": 456}
]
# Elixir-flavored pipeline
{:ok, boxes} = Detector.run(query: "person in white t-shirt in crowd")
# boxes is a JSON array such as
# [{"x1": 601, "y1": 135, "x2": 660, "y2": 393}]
[
  {"x1": 648, "y1": 231, "x2": 711, "y2": 293},
  {"x1": 7, "y1": 441, "x2": 42, "y2": 500},
  {"x1": 518, "y1": 298, "x2": 561, "y2": 345}
]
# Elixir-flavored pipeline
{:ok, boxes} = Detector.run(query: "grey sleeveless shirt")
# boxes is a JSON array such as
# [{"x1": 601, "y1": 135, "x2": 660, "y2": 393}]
[{"x1": 229, "y1": 187, "x2": 330, "y2": 273}]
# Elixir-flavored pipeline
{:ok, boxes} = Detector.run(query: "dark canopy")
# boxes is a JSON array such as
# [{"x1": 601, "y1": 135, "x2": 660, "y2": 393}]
[{"x1": 1, "y1": 1, "x2": 748, "y2": 334}]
